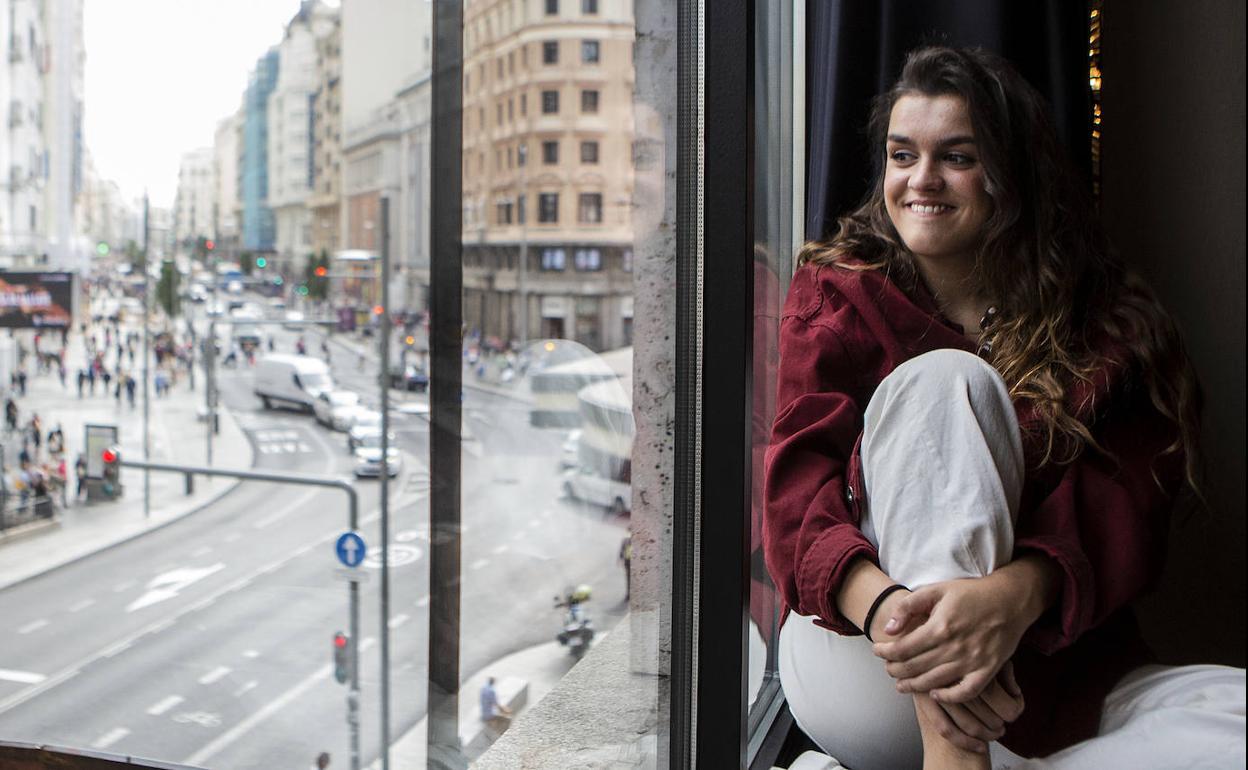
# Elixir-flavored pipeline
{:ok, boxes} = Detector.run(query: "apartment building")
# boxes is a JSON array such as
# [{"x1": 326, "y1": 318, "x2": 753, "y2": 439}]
[
  {"x1": 213, "y1": 112, "x2": 241, "y2": 257},
  {"x1": 1, "y1": 0, "x2": 49, "y2": 267},
  {"x1": 268, "y1": 0, "x2": 337, "y2": 275},
  {"x1": 173, "y1": 147, "x2": 214, "y2": 250},
  {"x1": 308, "y1": 13, "x2": 342, "y2": 260},
  {"x1": 41, "y1": 0, "x2": 86, "y2": 272},
  {"x1": 239, "y1": 48, "x2": 279, "y2": 253},
  {"x1": 460, "y1": 0, "x2": 635, "y2": 351}
]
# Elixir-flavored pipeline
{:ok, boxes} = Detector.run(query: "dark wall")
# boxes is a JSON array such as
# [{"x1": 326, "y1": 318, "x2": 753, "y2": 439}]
[{"x1": 1101, "y1": 0, "x2": 1246, "y2": 666}]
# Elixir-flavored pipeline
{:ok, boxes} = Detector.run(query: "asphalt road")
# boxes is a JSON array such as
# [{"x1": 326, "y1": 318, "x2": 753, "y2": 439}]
[{"x1": 0, "y1": 298, "x2": 630, "y2": 769}]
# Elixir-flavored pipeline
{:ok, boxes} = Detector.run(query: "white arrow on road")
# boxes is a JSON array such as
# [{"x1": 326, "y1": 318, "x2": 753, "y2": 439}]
[{"x1": 126, "y1": 563, "x2": 226, "y2": 613}]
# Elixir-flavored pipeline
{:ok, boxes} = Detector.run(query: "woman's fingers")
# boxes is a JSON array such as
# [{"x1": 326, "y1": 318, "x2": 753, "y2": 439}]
[
  {"x1": 914, "y1": 694, "x2": 989, "y2": 755},
  {"x1": 882, "y1": 586, "x2": 941, "y2": 636},
  {"x1": 883, "y1": 646, "x2": 949, "y2": 681},
  {"x1": 979, "y1": 677, "x2": 1025, "y2": 723},
  {"x1": 963, "y1": 696, "x2": 1006, "y2": 734},
  {"x1": 998, "y1": 660, "x2": 1022, "y2": 698},
  {"x1": 896, "y1": 660, "x2": 965, "y2": 694},
  {"x1": 929, "y1": 667, "x2": 995, "y2": 704},
  {"x1": 942, "y1": 700, "x2": 1004, "y2": 742}
]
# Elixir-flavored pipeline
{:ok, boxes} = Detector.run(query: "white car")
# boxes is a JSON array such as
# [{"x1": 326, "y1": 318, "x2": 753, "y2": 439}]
[
  {"x1": 353, "y1": 431, "x2": 400, "y2": 478},
  {"x1": 283, "y1": 309, "x2": 305, "y2": 329},
  {"x1": 313, "y1": 390, "x2": 363, "y2": 431},
  {"x1": 346, "y1": 410, "x2": 383, "y2": 451},
  {"x1": 559, "y1": 429, "x2": 582, "y2": 469},
  {"x1": 562, "y1": 466, "x2": 631, "y2": 517}
]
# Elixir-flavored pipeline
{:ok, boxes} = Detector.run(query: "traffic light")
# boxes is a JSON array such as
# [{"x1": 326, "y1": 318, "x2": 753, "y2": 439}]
[
  {"x1": 205, "y1": 240, "x2": 215, "y2": 251},
  {"x1": 101, "y1": 446, "x2": 122, "y2": 499},
  {"x1": 404, "y1": 335, "x2": 416, "y2": 346},
  {"x1": 314, "y1": 265, "x2": 328, "y2": 277},
  {"x1": 255, "y1": 257, "x2": 267, "y2": 269},
  {"x1": 333, "y1": 631, "x2": 350, "y2": 684}
]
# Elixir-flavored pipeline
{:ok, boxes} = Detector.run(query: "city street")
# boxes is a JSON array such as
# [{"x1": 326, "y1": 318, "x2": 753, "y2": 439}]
[{"x1": 0, "y1": 297, "x2": 630, "y2": 768}]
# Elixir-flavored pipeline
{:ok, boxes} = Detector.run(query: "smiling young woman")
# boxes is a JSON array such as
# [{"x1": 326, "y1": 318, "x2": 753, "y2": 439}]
[{"x1": 763, "y1": 46, "x2": 1245, "y2": 770}]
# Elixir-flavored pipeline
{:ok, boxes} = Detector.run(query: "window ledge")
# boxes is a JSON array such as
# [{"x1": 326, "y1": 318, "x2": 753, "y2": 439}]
[{"x1": 473, "y1": 613, "x2": 668, "y2": 768}]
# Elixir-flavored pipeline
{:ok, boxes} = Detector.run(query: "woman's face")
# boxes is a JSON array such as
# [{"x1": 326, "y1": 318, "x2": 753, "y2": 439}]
[{"x1": 883, "y1": 94, "x2": 993, "y2": 269}]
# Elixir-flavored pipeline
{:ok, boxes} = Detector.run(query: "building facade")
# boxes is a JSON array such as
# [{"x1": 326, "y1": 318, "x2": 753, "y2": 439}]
[
  {"x1": 41, "y1": 0, "x2": 86, "y2": 272},
  {"x1": 460, "y1": 0, "x2": 636, "y2": 351},
  {"x1": 173, "y1": 147, "x2": 214, "y2": 250},
  {"x1": 1, "y1": 0, "x2": 49, "y2": 267},
  {"x1": 239, "y1": 48, "x2": 279, "y2": 253},
  {"x1": 308, "y1": 12, "x2": 342, "y2": 262},
  {"x1": 212, "y1": 111, "x2": 241, "y2": 257}
]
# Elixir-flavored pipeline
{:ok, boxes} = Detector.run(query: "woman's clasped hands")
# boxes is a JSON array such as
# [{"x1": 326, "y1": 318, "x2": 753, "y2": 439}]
[{"x1": 870, "y1": 573, "x2": 1037, "y2": 752}]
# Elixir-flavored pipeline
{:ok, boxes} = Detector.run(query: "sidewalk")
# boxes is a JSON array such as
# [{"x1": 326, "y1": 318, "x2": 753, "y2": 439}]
[
  {"x1": 371, "y1": 640, "x2": 582, "y2": 769},
  {"x1": 0, "y1": 325, "x2": 254, "y2": 591}
]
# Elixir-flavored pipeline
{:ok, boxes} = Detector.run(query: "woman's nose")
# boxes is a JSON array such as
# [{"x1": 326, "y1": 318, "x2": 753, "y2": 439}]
[{"x1": 909, "y1": 158, "x2": 944, "y2": 191}]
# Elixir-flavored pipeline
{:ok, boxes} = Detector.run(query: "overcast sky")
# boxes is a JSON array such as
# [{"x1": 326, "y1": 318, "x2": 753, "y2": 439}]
[{"x1": 83, "y1": 0, "x2": 338, "y2": 208}]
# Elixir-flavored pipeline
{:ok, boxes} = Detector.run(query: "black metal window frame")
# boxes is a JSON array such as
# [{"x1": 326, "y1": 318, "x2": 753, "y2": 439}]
[{"x1": 429, "y1": 0, "x2": 773, "y2": 767}]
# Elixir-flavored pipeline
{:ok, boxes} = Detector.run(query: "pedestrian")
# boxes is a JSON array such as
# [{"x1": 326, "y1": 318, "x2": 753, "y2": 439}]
[
  {"x1": 87, "y1": 364, "x2": 96, "y2": 394},
  {"x1": 4, "y1": 397, "x2": 17, "y2": 434},
  {"x1": 75, "y1": 453, "x2": 87, "y2": 502},
  {"x1": 16, "y1": 368, "x2": 26, "y2": 396},
  {"x1": 27, "y1": 414, "x2": 42, "y2": 458},
  {"x1": 125, "y1": 374, "x2": 136, "y2": 408},
  {"x1": 313, "y1": 751, "x2": 330, "y2": 770},
  {"x1": 58, "y1": 361, "x2": 67, "y2": 389},
  {"x1": 77, "y1": 368, "x2": 86, "y2": 398},
  {"x1": 618, "y1": 532, "x2": 632, "y2": 600},
  {"x1": 101, "y1": 368, "x2": 112, "y2": 394},
  {"x1": 478, "y1": 676, "x2": 512, "y2": 737},
  {"x1": 47, "y1": 425, "x2": 64, "y2": 456}
]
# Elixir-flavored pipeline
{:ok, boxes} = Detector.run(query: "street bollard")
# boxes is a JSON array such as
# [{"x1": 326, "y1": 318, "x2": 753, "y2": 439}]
[{"x1": 185, "y1": 472, "x2": 194, "y2": 495}]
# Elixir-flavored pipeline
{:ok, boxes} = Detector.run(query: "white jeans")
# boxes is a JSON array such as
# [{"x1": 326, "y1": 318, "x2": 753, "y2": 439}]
[{"x1": 779, "y1": 349, "x2": 1246, "y2": 770}]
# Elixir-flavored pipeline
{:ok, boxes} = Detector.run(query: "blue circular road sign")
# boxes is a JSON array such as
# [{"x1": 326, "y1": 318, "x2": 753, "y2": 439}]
[{"x1": 335, "y1": 531, "x2": 367, "y2": 568}]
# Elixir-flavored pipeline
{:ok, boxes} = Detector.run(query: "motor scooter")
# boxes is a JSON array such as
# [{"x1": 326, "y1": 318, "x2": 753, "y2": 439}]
[{"x1": 554, "y1": 585, "x2": 595, "y2": 659}]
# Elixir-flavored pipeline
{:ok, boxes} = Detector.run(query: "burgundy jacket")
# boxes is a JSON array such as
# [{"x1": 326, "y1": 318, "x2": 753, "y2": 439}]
[{"x1": 763, "y1": 260, "x2": 1184, "y2": 757}]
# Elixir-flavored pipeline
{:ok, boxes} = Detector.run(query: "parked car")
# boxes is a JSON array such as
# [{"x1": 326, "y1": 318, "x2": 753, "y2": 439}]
[
  {"x1": 253, "y1": 354, "x2": 334, "y2": 412},
  {"x1": 353, "y1": 431, "x2": 400, "y2": 478},
  {"x1": 389, "y1": 363, "x2": 430, "y2": 392},
  {"x1": 346, "y1": 410, "x2": 383, "y2": 451},
  {"x1": 562, "y1": 465, "x2": 631, "y2": 518},
  {"x1": 313, "y1": 389, "x2": 363, "y2": 431}
]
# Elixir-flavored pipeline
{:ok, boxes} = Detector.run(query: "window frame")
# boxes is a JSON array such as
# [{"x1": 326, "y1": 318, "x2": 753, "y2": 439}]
[
  {"x1": 541, "y1": 89, "x2": 560, "y2": 114},
  {"x1": 538, "y1": 192, "x2": 559, "y2": 223},
  {"x1": 582, "y1": 39, "x2": 601, "y2": 64},
  {"x1": 580, "y1": 139, "x2": 600, "y2": 164},
  {"x1": 580, "y1": 88, "x2": 600, "y2": 113}
]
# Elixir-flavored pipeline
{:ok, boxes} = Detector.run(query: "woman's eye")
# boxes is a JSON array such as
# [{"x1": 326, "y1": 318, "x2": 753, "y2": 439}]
[
  {"x1": 944, "y1": 153, "x2": 975, "y2": 165},
  {"x1": 889, "y1": 150, "x2": 915, "y2": 163}
]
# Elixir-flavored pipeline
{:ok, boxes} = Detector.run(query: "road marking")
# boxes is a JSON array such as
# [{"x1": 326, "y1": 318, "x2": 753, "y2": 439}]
[
  {"x1": 191, "y1": 546, "x2": 213, "y2": 558},
  {"x1": 127, "y1": 563, "x2": 226, "y2": 613},
  {"x1": 68, "y1": 598, "x2": 96, "y2": 613},
  {"x1": 92, "y1": 727, "x2": 130, "y2": 749},
  {"x1": 0, "y1": 669, "x2": 46, "y2": 684},
  {"x1": 199, "y1": 666, "x2": 231, "y2": 685},
  {"x1": 0, "y1": 478, "x2": 419, "y2": 719},
  {"x1": 470, "y1": 558, "x2": 489, "y2": 571},
  {"x1": 185, "y1": 663, "x2": 333, "y2": 765},
  {"x1": 18, "y1": 619, "x2": 48, "y2": 634},
  {"x1": 387, "y1": 613, "x2": 410, "y2": 630},
  {"x1": 233, "y1": 680, "x2": 258, "y2": 697},
  {"x1": 491, "y1": 544, "x2": 510, "y2": 555},
  {"x1": 415, "y1": 595, "x2": 430, "y2": 607},
  {"x1": 146, "y1": 695, "x2": 184, "y2": 716}
]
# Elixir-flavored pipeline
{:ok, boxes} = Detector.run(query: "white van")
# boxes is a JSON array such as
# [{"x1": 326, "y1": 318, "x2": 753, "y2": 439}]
[{"x1": 253, "y1": 355, "x2": 334, "y2": 412}]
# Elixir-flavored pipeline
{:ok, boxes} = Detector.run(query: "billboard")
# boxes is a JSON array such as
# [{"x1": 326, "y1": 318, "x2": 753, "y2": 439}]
[{"x1": 0, "y1": 272, "x2": 75, "y2": 328}]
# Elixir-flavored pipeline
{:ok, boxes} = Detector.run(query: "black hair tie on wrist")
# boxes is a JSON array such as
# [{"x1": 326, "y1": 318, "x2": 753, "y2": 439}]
[{"x1": 863, "y1": 583, "x2": 909, "y2": 642}]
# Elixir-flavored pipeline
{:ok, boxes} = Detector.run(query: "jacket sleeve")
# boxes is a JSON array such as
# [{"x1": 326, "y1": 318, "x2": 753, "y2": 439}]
[
  {"x1": 1015, "y1": 391, "x2": 1184, "y2": 654},
  {"x1": 763, "y1": 303, "x2": 878, "y2": 635}
]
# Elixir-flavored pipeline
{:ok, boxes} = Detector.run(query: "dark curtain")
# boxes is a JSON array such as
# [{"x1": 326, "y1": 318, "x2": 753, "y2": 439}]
[{"x1": 805, "y1": 0, "x2": 1091, "y2": 240}]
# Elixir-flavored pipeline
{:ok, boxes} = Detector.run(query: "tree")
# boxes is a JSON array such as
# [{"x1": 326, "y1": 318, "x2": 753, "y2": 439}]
[
  {"x1": 157, "y1": 259, "x2": 180, "y2": 318},
  {"x1": 239, "y1": 251, "x2": 255, "y2": 276},
  {"x1": 124, "y1": 240, "x2": 143, "y2": 271}
]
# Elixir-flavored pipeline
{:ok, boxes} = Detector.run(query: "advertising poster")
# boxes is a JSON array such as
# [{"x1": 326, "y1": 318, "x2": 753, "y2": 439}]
[
  {"x1": 84, "y1": 424, "x2": 118, "y2": 479},
  {"x1": 0, "y1": 272, "x2": 75, "y2": 328}
]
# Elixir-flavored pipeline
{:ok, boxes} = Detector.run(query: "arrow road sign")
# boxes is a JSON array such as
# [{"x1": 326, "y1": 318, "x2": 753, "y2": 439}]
[{"x1": 336, "y1": 531, "x2": 366, "y2": 568}]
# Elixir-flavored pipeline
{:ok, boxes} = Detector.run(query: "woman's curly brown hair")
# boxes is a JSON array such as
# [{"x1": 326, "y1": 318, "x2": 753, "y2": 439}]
[{"x1": 799, "y1": 46, "x2": 1202, "y2": 492}]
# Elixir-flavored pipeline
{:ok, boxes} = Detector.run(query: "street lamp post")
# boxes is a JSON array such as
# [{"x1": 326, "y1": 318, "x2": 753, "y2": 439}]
[
  {"x1": 142, "y1": 194, "x2": 151, "y2": 519},
  {"x1": 517, "y1": 144, "x2": 528, "y2": 346}
]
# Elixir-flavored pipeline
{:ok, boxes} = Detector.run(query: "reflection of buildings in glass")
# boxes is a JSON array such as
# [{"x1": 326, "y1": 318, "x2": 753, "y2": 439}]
[
  {"x1": 461, "y1": 0, "x2": 635, "y2": 352},
  {"x1": 240, "y1": 48, "x2": 280, "y2": 253}
]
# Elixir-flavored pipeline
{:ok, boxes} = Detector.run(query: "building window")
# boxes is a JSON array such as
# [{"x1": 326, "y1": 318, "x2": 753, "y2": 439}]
[
  {"x1": 582, "y1": 40, "x2": 600, "y2": 64},
  {"x1": 580, "y1": 140, "x2": 599, "y2": 164},
  {"x1": 542, "y1": 90, "x2": 560, "y2": 114},
  {"x1": 578, "y1": 193, "x2": 603, "y2": 223},
  {"x1": 621, "y1": 248, "x2": 633, "y2": 272},
  {"x1": 538, "y1": 193, "x2": 559, "y2": 223},
  {"x1": 574, "y1": 248, "x2": 602, "y2": 271},
  {"x1": 541, "y1": 247, "x2": 566, "y2": 270},
  {"x1": 497, "y1": 201, "x2": 513, "y2": 225},
  {"x1": 497, "y1": 103, "x2": 503, "y2": 125},
  {"x1": 498, "y1": 58, "x2": 504, "y2": 77},
  {"x1": 508, "y1": 98, "x2": 514, "y2": 121},
  {"x1": 582, "y1": 0, "x2": 599, "y2": 13},
  {"x1": 520, "y1": 92, "x2": 527, "y2": 116},
  {"x1": 543, "y1": 40, "x2": 559, "y2": 65},
  {"x1": 581, "y1": 89, "x2": 600, "y2": 113},
  {"x1": 545, "y1": 0, "x2": 558, "y2": 15},
  {"x1": 517, "y1": 142, "x2": 528, "y2": 166},
  {"x1": 542, "y1": 140, "x2": 559, "y2": 164}
]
